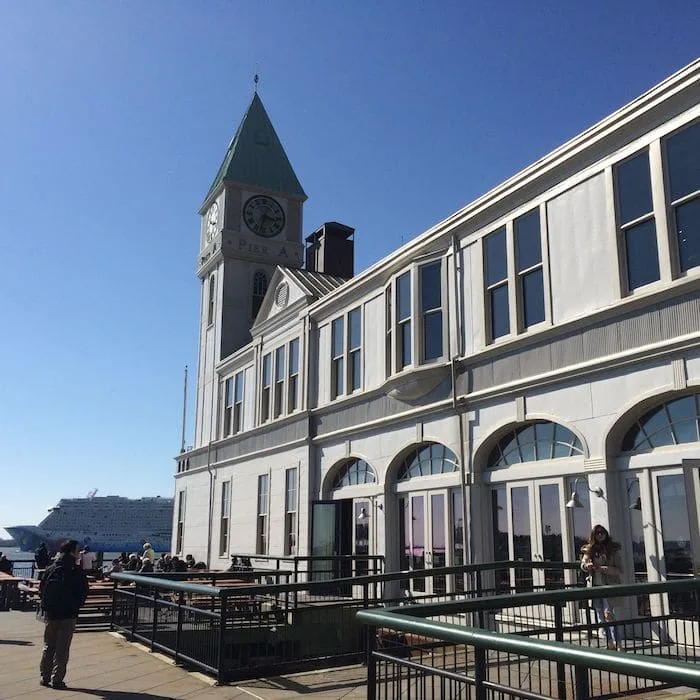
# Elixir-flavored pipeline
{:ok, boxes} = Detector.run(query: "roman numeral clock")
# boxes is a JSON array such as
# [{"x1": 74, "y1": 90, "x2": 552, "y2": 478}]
[{"x1": 243, "y1": 195, "x2": 286, "y2": 238}]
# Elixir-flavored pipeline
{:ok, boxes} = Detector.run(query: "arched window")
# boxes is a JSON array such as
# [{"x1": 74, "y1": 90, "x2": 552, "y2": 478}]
[
  {"x1": 621, "y1": 393, "x2": 700, "y2": 453},
  {"x1": 397, "y1": 443, "x2": 458, "y2": 481},
  {"x1": 332, "y1": 459, "x2": 376, "y2": 489},
  {"x1": 207, "y1": 274, "x2": 216, "y2": 326},
  {"x1": 487, "y1": 421, "x2": 583, "y2": 468},
  {"x1": 252, "y1": 270, "x2": 268, "y2": 319}
]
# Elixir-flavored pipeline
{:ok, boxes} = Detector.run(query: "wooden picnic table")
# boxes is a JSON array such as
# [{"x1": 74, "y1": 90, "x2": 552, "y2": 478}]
[{"x1": 0, "y1": 571, "x2": 27, "y2": 610}]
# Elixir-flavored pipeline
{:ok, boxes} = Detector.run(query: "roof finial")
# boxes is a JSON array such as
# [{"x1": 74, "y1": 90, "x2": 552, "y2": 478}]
[{"x1": 253, "y1": 72, "x2": 259, "y2": 93}]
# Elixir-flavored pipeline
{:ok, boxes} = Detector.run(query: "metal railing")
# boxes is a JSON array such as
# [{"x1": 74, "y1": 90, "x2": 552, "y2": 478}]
[
  {"x1": 110, "y1": 560, "x2": 580, "y2": 682},
  {"x1": 227, "y1": 553, "x2": 385, "y2": 582},
  {"x1": 7, "y1": 560, "x2": 36, "y2": 579},
  {"x1": 358, "y1": 578, "x2": 700, "y2": 699}
]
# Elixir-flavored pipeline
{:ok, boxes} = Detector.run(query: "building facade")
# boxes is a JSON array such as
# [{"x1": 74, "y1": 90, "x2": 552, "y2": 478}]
[{"x1": 174, "y1": 62, "x2": 700, "y2": 609}]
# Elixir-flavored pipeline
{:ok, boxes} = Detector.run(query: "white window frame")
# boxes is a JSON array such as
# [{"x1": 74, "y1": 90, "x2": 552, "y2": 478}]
[
  {"x1": 256, "y1": 473, "x2": 270, "y2": 555},
  {"x1": 176, "y1": 490, "x2": 186, "y2": 555},
  {"x1": 663, "y1": 119, "x2": 700, "y2": 278},
  {"x1": 330, "y1": 306, "x2": 363, "y2": 400},
  {"x1": 385, "y1": 256, "x2": 447, "y2": 376},
  {"x1": 284, "y1": 467, "x2": 298, "y2": 556},
  {"x1": 274, "y1": 345, "x2": 286, "y2": 418},
  {"x1": 482, "y1": 205, "x2": 549, "y2": 344},
  {"x1": 261, "y1": 353, "x2": 272, "y2": 423},
  {"x1": 219, "y1": 480, "x2": 231, "y2": 557},
  {"x1": 288, "y1": 338, "x2": 300, "y2": 412}
]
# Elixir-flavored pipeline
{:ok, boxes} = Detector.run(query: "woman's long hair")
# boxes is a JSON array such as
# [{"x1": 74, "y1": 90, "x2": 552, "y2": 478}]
[{"x1": 583, "y1": 524, "x2": 620, "y2": 557}]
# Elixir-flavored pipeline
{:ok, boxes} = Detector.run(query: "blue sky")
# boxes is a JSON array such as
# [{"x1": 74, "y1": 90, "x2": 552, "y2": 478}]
[{"x1": 1, "y1": 2, "x2": 698, "y2": 538}]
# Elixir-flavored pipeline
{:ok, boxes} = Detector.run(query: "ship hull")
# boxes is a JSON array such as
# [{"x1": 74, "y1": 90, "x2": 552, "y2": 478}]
[{"x1": 5, "y1": 526, "x2": 171, "y2": 554}]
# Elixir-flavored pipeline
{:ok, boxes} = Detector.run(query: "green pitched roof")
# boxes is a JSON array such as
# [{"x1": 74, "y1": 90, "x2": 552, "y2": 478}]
[{"x1": 202, "y1": 93, "x2": 306, "y2": 208}]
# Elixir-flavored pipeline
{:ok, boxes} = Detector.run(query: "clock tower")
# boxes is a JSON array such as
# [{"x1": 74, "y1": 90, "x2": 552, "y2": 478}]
[{"x1": 194, "y1": 93, "x2": 306, "y2": 446}]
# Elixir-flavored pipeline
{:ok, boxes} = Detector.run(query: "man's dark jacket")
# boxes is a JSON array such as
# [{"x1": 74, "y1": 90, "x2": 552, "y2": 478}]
[{"x1": 39, "y1": 555, "x2": 89, "y2": 620}]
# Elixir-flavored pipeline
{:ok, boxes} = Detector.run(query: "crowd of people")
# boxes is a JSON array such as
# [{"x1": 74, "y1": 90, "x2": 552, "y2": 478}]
[{"x1": 102, "y1": 546, "x2": 208, "y2": 575}]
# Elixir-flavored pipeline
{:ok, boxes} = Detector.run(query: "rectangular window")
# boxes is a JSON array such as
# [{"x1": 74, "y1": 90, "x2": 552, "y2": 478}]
[
  {"x1": 176, "y1": 491, "x2": 186, "y2": 555},
  {"x1": 233, "y1": 372, "x2": 244, "y2": 433},
  {"x1": 223, "y1": 377, "x2": 234, "y2": 437},
  {"x1": 484, "y1": 227, "x2": 510, "y2": 339},
  {"x1": 420, "y1": 262, "x2": 443, "y2": 361},
  {"x1": 261, "y1": 354, "x2": 272, "y2": 422},
  {"x1": 256, "y1": 474, "x2": 269, "y2": 555},
  {"x1": 515, "y1": 209, "x2": 545, "y2": 328},
  {"x1": 385, "y1": 287, "x2": 393, "y2": 377},
  {"x1": 284, "y1": 467, "x2": 298, "y2": 555},
  {"x1": 397, "y1": 271, "x2": 412, "y2": 368},
  {"x1": 274, "y1": 346, "x2": 286, "y2": 418},
  {"x1": 219, "y1": 480, "x2": 231, "y2": 556},
  {"x1": 666, "y1": 121, "x2": 700, "y2": 273},
  {"x1": 348, "y1": 307, "x2": 362, "y2": 392},
  {"x1": 207, "y1": 275, "x2": 215, "y2": 326},
  {"x1": 615, "y1": 151, "x2": 660, "y2": 291},
  {"x1": 288, "y1": 338, "x2": 300, "y2": 412},
  {"x1": 331, "y1": 317, "x2": 345, "y2": 399}
]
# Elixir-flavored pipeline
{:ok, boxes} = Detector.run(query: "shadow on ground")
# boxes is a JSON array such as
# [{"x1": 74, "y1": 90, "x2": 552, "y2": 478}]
[
  {"x1": 0, "y1": 639, "x2": 34, "y2": 646},
  {"x1": 66, "y1": 690, "x2": 181, "y2": 700}
]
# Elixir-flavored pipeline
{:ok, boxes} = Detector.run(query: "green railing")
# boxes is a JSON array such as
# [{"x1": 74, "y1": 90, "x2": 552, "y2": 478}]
[{"x1": 358, "y1": 578, "x2": 700, "y2": 699}]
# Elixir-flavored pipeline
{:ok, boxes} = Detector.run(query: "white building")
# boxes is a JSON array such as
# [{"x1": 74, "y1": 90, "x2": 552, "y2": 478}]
[{"x1": 174, "y1": 61, "x2": 700, "y2": 607}]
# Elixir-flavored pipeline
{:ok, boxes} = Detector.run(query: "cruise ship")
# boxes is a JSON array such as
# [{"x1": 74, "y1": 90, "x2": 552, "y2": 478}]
[{"x1": 6, "y1": 495, "x2": 173, "y2": 553}]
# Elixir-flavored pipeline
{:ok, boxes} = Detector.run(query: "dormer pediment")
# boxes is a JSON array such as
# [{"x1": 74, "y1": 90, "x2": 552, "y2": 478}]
[{"x1": 252, "y1": 266, "x2": 347, "y2": 334}]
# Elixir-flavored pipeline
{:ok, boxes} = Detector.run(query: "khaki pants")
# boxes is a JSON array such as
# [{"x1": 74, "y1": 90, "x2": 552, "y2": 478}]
[{"x1": 40, "y1": 618, "x2": 76, "y2": 684}]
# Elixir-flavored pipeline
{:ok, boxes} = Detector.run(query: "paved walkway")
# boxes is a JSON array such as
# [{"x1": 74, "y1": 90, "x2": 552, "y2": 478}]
[{"x1": 0, "y1": 611, "x2": 366, "y2": 699}]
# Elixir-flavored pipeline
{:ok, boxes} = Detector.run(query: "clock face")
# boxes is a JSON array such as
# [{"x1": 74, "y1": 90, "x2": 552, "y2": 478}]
[
  {"x1": 243, "y1": 195, "x2": 286, "y2": 238},
  {"x1": 206, "y1": 202, "x2": 219, "y2": 241}
]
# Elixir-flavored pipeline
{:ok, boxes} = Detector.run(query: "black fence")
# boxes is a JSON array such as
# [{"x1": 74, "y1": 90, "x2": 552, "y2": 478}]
[
  {"x1": 6, "y1": 560, "x2": 35, "y2": 579},
  {"x1": 110, "y1": 560, "x2": 581, "y2": 682},
  {"x1": 359, "y1": 578, "x2": 700, "y2": 699}
]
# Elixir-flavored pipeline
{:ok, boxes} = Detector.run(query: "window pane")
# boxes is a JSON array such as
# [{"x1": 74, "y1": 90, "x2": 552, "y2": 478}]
[
  {"x1": 234, "y1": 374, "x2": 244, "y2": 401},
  {"x1": 397, "y1": 272, "x2": 411, "y2": 320},
  {"x1": 515, "y1": 210, "x2": 541, "y2": 271},
  {"x1": 262, "y1": 354, "x2": 271, "y2": 385},
  {"x1": 275, "y1": 346, "x2": 285, "y2": 381},
  {"x1": 625, "y1": 219, "x2": 660, "y2": 289},
  {"x1": 485, "y1": 227, "x2": 507, "y2": 285},
  {"x1": 331, "y1": 318, "x2": 344, "y2": 356},
  {"x1": 423, "y1": 312, "x2": 443, "y2": 361},
  {"x1": 350, "y1": 350, "x2": 362, "y2": 391},
  {"x1": 666, "y1": 121, "x2": 700, "y2": 202},
  {"x1": 289, "y1": 339, "x2": 299, "y2": 373},
  {"x1": 348, "y1": 308, "x2": 361, "y2": 349},
  {"x1": 676, "y1": 197, "x2": 700, "y2": 273},
  {"x1": 490, "y1": 284, "x2": 510, "y2": 339},
  {"x1": 420, "y1": 262, "x2": 441, "y2": 311},
  {"x1": 522, "y1": 267, "x2": 545, "y2": 327},
  {"x1": 401, "y1": 321, "x2": 412, "y2": 367},
  {"x1": 616, "y1": 152, "x2": 653, "y2": 224},
  {"x1": 334, "y1": 358, "x2": 344, "y2": 396}
]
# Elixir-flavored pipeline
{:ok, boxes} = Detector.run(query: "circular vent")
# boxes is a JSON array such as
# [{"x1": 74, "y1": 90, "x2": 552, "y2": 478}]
[{"x1": 275, "y1": 282, "x2": 289, "y2": 308}]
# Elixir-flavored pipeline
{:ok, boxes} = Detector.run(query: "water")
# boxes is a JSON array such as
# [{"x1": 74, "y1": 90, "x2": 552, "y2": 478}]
[{"x1": 5, "y1": 548, "x2": 124, "y2": 563}]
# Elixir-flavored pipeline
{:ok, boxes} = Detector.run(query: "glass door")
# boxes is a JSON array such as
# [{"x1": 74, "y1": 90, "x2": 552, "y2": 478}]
[
  {"x1": 651, "y1": 468, "x2": 698, "y2": 618},
  {"x1": 399, "y1": 490, "x2": 451, "y2": 596},
  {"x1": 497, "y1": 478, "x2": 568, "y2": 592}
]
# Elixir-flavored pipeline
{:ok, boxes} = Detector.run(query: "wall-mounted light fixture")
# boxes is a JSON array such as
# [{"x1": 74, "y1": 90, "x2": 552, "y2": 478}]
[{"x1": 565, "y1": 477, "x2": 604, "y2": 509}]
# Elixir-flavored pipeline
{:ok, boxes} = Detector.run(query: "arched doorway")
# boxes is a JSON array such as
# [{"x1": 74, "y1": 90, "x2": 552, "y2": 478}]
[
  {"x1": 479, "y1": 420, "x2": 588, "y2": 592},
  {"x1": 612, "y1": 391, "x2": 700, "y2": 619},
  {"x1": 312, "y1": 457, "x2": 379, "y2": 579},
  {"x1": 392, "y1": 442, "x2": 462, "y2": 596}
]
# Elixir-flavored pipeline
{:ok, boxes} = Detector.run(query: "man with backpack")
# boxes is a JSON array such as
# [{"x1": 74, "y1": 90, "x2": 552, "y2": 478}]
[{"x1": 38, "y1": 540, "x2": 89, "y2": 690}]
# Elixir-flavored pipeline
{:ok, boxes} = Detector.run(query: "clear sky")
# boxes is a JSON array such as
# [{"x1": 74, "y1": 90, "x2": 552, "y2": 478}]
[{"x1": 1, "y1": 2, "x2": 698, "y2": 538}]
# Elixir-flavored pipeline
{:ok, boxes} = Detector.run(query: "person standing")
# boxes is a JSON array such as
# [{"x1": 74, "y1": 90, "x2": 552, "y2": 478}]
[
  {"x1": 80, "y1": 546, "x2": 97, "y2": 572},
  {"x1": 38, "y1": 540, "x2": 89, "y2": 689},
  {"x1": 35, "y1": 543, "x2": 51, "y2": 572},
  {"x1": 142, "y1": 542, "x2": 156, "y2": 565},
  {"x1": 581, "y1": 524, "x2": 623, "y2": 650}
]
